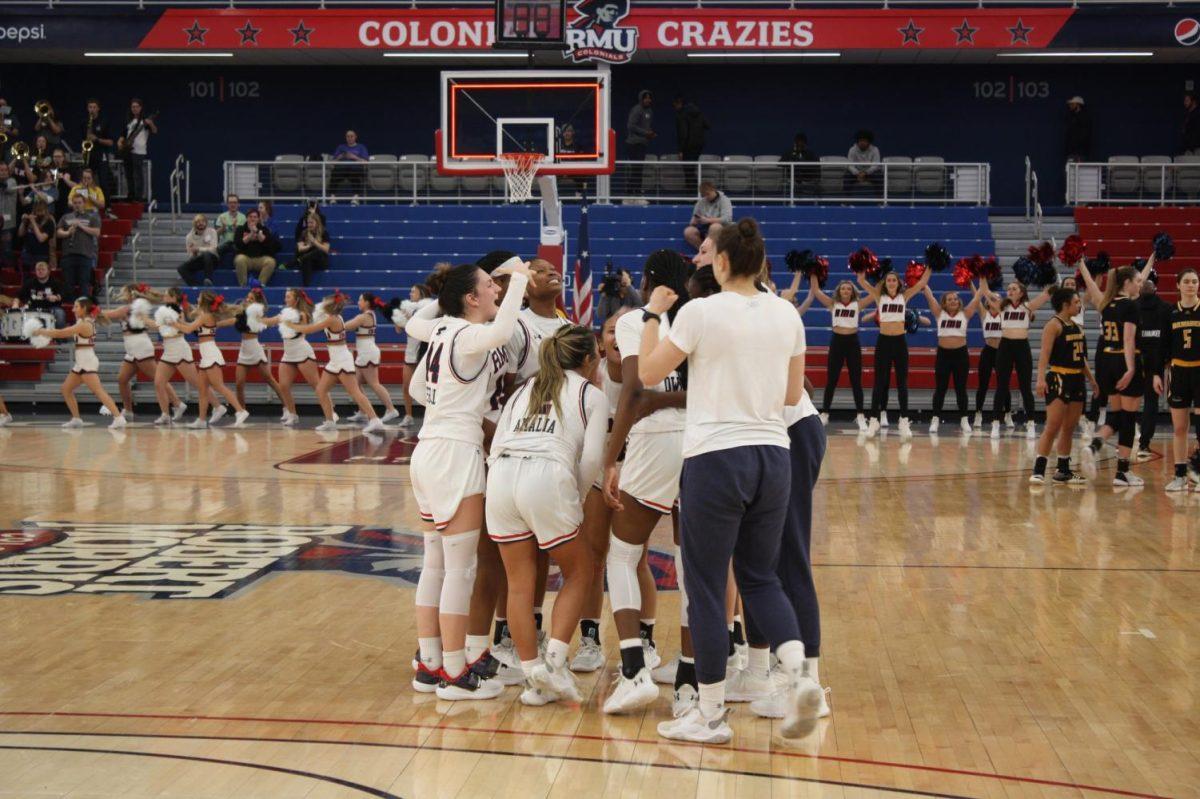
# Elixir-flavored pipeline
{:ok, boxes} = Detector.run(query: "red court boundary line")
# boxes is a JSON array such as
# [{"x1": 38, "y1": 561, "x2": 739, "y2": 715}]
[{"x1": 0, "y1": 710, "x2": 1171, "y2": 799}]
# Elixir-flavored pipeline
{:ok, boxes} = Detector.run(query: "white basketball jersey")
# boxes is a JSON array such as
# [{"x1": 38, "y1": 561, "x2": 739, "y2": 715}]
[
  {"x1": 420, "y1": 316, "x2": 510, "y2": 446},
  {"x1": 506, "y1": 309, "x2": 571, "y2": 384},
  {"x1": 831, "y1": 301, "x2": 859, "y2": 331},
  {"x1": 614, "y1": 310, "x2": 685, "y2": 434},
  {"x1": 937, "y1": 311, "x2": 968, "y2": 338},
  {"x1": 491, "y1": 371, "x2": 606, "y2": 474}
]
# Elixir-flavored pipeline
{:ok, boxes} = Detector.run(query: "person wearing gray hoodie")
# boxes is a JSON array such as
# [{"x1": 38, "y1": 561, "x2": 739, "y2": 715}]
[{"x1": 625, "y1": 90, "x2": 654, "y2": 195}]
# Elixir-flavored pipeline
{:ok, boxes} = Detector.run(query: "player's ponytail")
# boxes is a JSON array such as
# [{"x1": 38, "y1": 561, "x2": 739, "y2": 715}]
[
  {"x1": 526, "y1": 325, "x2": 596, "y2": 422},
  {"x1": 1100, "y1": 265, "x2": 1137, "y2": 311}
]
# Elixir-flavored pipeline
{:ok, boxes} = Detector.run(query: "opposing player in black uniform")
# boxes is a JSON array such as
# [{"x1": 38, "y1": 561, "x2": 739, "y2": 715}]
[
  {"x1": 1156, "y1": 268, "x2": 1200, "y2": 492},
  {"x1": 1031, "y1": 288, "x2": 1096, "y2": 485}
]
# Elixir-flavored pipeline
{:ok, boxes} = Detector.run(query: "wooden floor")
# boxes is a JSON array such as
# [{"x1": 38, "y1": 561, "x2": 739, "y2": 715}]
[{"x1": 0, "y1": 418, "x2": 1196, "y2": 799}]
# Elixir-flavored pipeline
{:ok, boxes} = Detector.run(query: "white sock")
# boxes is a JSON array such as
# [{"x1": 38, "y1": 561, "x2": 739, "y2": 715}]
[
  {"x1": 418, "y1": 637, "x2": 442, "y2": 671},
  {"x1": 521, "y1": 657, "x2": 543, "y2": 679},
  {"x1": 698, "y1": 681, "x2": 725, "y2": 718},
  {"x1": 546, "y1": 638, "x2": 569, "y2": 670},
  {"x1": 748, "y1": 646, "x2": 770, "y2": 678},
  {"x1": 443, "y1": 649, "x2": 467, "y2": 679},
  {"x1": 775, "y1": 640, "x2": 806, "y2": 677},
  {"x1": 465, "y1": 634, "x2": 490, "y2": 664},
  {"x1": 804, "y1": 657, "x2": 820, "y2": 685}
]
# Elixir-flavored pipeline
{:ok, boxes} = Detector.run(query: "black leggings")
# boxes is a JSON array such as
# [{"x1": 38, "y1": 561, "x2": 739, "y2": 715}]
[
  {"x1": 870, "y1": 334, "x2": 908, "y2": 417},
  {"x1": 822, "y1": 333, "x2": 864, "y2": 414},
  {"x1": 993, "y1": 338, "x2": 1035, "y2": 423},
  {"x1": 933, "y1": 346, "x2": 970, "y2": 419},
  {"x1": 975, "y1": 343, "x2": 1003, "y2": 415}
]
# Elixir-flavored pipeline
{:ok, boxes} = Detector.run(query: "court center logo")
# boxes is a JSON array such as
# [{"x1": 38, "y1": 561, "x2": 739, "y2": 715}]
[
  {"x1": 0, "y1": 522, "x2": 425, "y2": 599},
  {"x1": 566, "y1": 0, "x2": 638, "y2": 63},
  {"x1": 1175, "y1": 18, "x2": 1200, "y2": 46}
]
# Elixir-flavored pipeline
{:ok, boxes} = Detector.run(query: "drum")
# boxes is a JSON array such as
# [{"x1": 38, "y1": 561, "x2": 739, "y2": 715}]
[{"x1": 0, "y1": 310, "x2": 25, "y2": 342}]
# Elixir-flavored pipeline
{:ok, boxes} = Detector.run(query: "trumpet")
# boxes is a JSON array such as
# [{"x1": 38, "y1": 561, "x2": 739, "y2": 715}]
[
  {"x1": 34, "y1": 100, "x2": 53, "y2": 122},
  {"x1": 10, "y1": 141, "x2": 30, "y2": 161}
]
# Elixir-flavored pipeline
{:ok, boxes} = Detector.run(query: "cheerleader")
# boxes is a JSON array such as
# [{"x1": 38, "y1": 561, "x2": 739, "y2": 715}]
[
  {"x1": 262, "y1": 289, "x2": 323, "y2": 427},
  {"x1": 1030, "y1": 288, "x2": 1095, "y2": 485},
  {"x1": 396, "y1": 277, "x2": 442, "y2": 427},
  {"x1": 1158, "y1": 268, "x2": 1200, "y2": 491},
  {"x1": 1077, "y1": 255, "x2": 1157, "y2": 486},
  {"x1": 922, "y1": 283, "x2": 984, "y2": 435},
  {"x1": 150, "y1": 287, "x2": 212, "y2": 426},
  {"x1": 233, "y1": 287, "x2": 287, "y2": 412},
  {"x1": 858, "y1": 267, "x2": 931, "y2": 439},
  {"x1": 346, "y1": 293, "x2": 399, "y2": 424},
  {"x1": 175, "y1": 291, "x2": 250, "y2": 429},
  {"x1": 288, "y1": 292, "x2": 385, "y2": 434},
  {"x1": 600, "y1": 248, "x2": 691, "y2": 716},
  {"x1": 973, "y1": 300, "x2": 1005, "y2": 429},
  {"x1": 39, "y1": 297, "x2": 125, "y2": 429},
  {"x1": 487, "y1": 325, "x2": 607, "y2": 705},
  {"x1": 407, "y1": 257, "x2": 532, "y2": 701},
  {"x1": 99, "y1": 283, "x2": 185, "y2": 420},
  {"x1": 984, "y1": 281, "x2": 1053, "y2": 440},
  {"x1": 804, "y1": 275, "x2": 874, "y2": 431},
  {"x1": 637, "y1": 218, "x2": 820, "y2": 745}
]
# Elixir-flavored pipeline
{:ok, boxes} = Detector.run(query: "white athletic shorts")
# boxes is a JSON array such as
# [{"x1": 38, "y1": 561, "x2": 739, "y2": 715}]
[
  {"x1": 485, "y1": 456, "x2": 582, "y2": 550},
  {"x1": 122, "y1": 332, "x2": 155, "y2": 363},
  {"x1": 410, "y1": 437, "x2": 486, "y2": 530},
  {"x1": 238, "y1": 338, "x2": 269, "y2": 366},
  {"x1": 620, "y1": 429, "x2": 683, "y2": 514}
]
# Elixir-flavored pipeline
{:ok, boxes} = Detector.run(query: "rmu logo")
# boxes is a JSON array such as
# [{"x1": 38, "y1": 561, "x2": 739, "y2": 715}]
[{"x1": 566, "y1": 0, "x2": 638, "y2": 64}]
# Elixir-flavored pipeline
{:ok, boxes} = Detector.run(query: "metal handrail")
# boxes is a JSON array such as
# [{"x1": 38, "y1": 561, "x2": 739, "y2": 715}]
[
  {"x1": 146, "y1": 199, "x2": 159, "y2": 266},
  {"x1": 168, "y1": 154, "x2": 187, "y2": 232},
  {"x1": 1065, "y1": 160, "x2": 1200, "y2": 205},
  {"x1": 1025, "y1": 157, "x2": 1043, "y2": 240}
]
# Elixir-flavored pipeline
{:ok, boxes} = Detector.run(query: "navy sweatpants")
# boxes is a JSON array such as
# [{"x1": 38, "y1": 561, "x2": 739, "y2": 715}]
[
  {"x1": 679, "y1": 444, "x2": 800, "y2": 685},
  {"x1": 745, "y1": 415, "x2": 825, "y2": 657}
]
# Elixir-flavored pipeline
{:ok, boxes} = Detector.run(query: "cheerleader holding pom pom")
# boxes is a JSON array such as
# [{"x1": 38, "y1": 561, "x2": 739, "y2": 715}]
[
  {"x1": 234, "y1": 287, "x2": 288, "y2": 413},
  {"x1": 262, "y1": 288, "x2": 324, "y2": 427},
  {"x1": 345, "y1": 292, "x2": 400, "y2": 425},
  {"x1": 98, "y1": 284, "x2": 186, "y2": 420},
  {"x1": 34, "y1": 298, "x2": 126, "y2": 429},
  {"x1": 148, "y1": 288, "x2": 216, "y2": 427},
  {"x1": 171, "y1": 290, "x2": 251, "y2": 428}
]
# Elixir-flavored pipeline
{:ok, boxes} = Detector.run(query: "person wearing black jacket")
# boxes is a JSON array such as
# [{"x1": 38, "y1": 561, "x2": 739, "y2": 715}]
[
  {"x1": 673, "y1": 95, "x2": 708, "y2": 188},
  {"x1": 1136, "y1": 273, "x2": 1172, "y2": 457},
  {"x1": 233, "y1": 208, "x2": 279, "y2": 286},
  {"x1": 781, "y1": 132, "x2": 820, "y2": 195},
  {"x1": 1183, "y1": 92, "x2": 1200, "y2": 156},
  {"x1": 1065, "y1": 97, "x2": 1092, "y2": 162},
  {"x1": 19, "y1": 259, "x2": 67, "y2": 328}
]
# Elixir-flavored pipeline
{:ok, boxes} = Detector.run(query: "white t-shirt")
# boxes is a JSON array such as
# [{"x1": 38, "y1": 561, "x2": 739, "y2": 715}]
[
  {"x1": 614, "y1": 308, "x2": 685, "y2": 434},
  {"x1": 668, "y1": 291, "x2": 806, "y2": 459},
  {"x1": 782, "y1": 389, "x2": 819, "y2": 427}
]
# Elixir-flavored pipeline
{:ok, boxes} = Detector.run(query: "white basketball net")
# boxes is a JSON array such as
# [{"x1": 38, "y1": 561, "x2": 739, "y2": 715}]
[{"x1": 499, "y1": 152, "x2": 546, "y2": 203}]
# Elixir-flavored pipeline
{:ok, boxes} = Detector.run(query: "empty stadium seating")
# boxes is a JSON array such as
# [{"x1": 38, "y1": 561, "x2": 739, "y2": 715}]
[{"x1": 1075, "y1": 205, "x2": 1200, "y2": 300}]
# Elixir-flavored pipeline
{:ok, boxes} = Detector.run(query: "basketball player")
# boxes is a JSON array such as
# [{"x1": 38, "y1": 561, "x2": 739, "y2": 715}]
[
  {"x1": 858, "y1": 267, "x2": 931, "y2": 439},
  {"x1": 177, "y1": 291, "x2": 251, "y2": 429},
  {"x1": 1156, "y1": 268, "x2": 1200, "y2": 491},
  {"x1": 407, "y1": 257, "x2": 532, "y2": 700},
  {"x1": 1059, "y1": 275, "x2": 1095, "y2": 438},
  {"x1": 488, "y1": 325, "x2": 608, "y2": 705},
  {"x1": 600, "y1": 249, "x2": 691, "y2": 715},
  {"x1": 1030, "y1": 288, "x2": 1095, "y2": 485},
  {"x1": 345, "y1": 293, "x2": 400, "y2": 425},
  {"x1": 983, "y1": 281, "x2": 1052, "y2": 440},
  {"x1": 636, "y1": 218, "x2": 822, "y2": 744},
  {"x1": 99, "y1": 284, "x2": 186, "y2": 420},
  {"x1": 922, "y1": 283, "x2": 984, "y2": 435},
  {"x1": 43, "y1": 297, "x2": 126, "y2": 429},
  {"x1": 1077, "y1": 256, "x2": 1157, "y2": 486}
]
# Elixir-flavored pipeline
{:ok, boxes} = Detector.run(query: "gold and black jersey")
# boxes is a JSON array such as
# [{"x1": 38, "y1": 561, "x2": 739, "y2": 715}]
[
  {"x1": 1170, "y1": 302, "x2": 1200, "y2": 365},
  {"x1": 1100, "y1": 297, "x2": 1140, "y2": 355},
  {"x1": 1049, "y1": 318, "x2": 1086, "y2": 370}
]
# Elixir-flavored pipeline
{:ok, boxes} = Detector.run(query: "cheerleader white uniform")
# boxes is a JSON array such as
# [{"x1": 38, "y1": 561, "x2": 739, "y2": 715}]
[
  {"x1": 197, "y1": 323, "x2": 225, "y2": 370},
  {"x1": 613, "y1": 309, "x2": 686, "y2": 514},
  {"x1": 158, "y1": 305, "x2": 194, "y2": 365},
  {"x1": 71, "y1": 330, "x2": 100, "y2": 374},
  {"x1": 486, "y1": 372, "x2": 609, "y2": 549},
  {"x1": 354, "y1": 313, "x2": 381, "y2": 368},
  {"x1": 993, "y1": 302, "x2": 1036, "y2": 422},
  {"x1": 122, "y1": 317, "x2": 155, "y2": 363},
  {"x1": 403, "y1": 298, "x2": 435, "y2": 367},
  {"x1": 409, "y1": 272, "x2": 528, "y2": 530},
  {"x1": 280, "y1": 316, "x2": 317, "y2": 365},
  {"x1": 323, "y1": 318, "x2": 356, "y2": 375},
  {"x1": 238, "y1": 336, "x2": 269, "y2": 366}
]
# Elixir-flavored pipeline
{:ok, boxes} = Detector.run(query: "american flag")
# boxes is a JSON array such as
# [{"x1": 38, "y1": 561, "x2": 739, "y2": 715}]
[{"x1": 572, "y1": 203, "x2": 593, "y2": 328}]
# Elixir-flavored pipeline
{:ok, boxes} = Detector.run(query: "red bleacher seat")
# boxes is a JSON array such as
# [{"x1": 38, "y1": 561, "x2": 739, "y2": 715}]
[{"x1": 111, "y1": 202, "x2": 144, "y2": 222}]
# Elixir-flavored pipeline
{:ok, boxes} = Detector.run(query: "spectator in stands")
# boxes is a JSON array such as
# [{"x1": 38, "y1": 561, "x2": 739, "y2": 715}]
[
  {"x1": 33, "y1": 104, "x2": 63, "y2": 152},
  {"x1": 17, "y1": 199, "x2": 54, "y2": 275},
  {"x1": 683, "y1": 181, "x2": 733, "y2": 250},
  {"x1": 781, "y1": 132, "x2": 820, "y2": 195},
  {"x1": 18, "y1": 260, "x2": 66, "y2": 328},
  {"x1": 66, "y1": 168, "x2": 106, "y2": 215},
  {"x1": 1064, "y1": 96, "x2": 1092, "y2": 162},
  {"x1": 118, "y1": 98, "x2": 157, "y2": 203},
  {"x1": 673, "y1": 94, "x2": 708, "y2": 187},
  {"x1": 0, "y1": 163, "x2": 17, "y2": 265},
  {"x1": 48, "y1": 149, "x2": 74, "y2": 218},
  {"x1": 178, "y1": 213, "x2": 219, "y2": 287},
  {"x1": 257, "y1": 200, "x2": 275, "y2": 235},
  {"x1": 31, "y1": 135, "x2": 52, "y2": 171},
  {"x1": 1182, "y1": 92, "x2": 1200, "y2": 156},
  {"x1": 233, "y1": 208, "x2": 278, "y2": 286},
  {"x1": 626, "y1": 90, "x2": 654, "y2": 196},
  {"x1": 597, "y1": 267, "x2": 642, "y2": 325},
  {"x1": 81, "y1": 98, "x2": 116, "y2": 204},
  {"x1": 845, "y1": 130, "x2": 881, "y2": 194},
  {"x1": 215, "y1": 194, "x2": 245, "y2": 269},
  {"x1": 557, "y1": 125, "x2": 589, "y2": 197},
  {"x1": 0, "y1": 97, "x2": 19, "y2": 157},
  {"x1": 294, "y1": 202, "x2": 327, "y2": 241},
  {"x1": 290, "y1": 212, "x2": 331, "y2": 287},
  {"x1": 56, "y1": 193, "x2": 101, "y2": 300},
  {"x1": 331, "y1": 129, "x2": 369, "y2": 199}
]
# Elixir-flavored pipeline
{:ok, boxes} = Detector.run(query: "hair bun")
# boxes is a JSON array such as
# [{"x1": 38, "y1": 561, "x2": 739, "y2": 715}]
[{"x1": 738, "y1": 218, "x2": 759, "y2": 240}]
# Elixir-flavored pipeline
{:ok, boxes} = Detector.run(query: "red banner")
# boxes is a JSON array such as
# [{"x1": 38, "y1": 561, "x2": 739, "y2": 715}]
[{"x1": 141, "y1": 8, "x2": 1072, "y2": 53}]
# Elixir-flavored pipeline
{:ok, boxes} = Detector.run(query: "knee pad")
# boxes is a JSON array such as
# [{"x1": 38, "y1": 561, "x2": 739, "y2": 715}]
[
  {"x1": 439, "y1": 529, "x2": 479, "y2": 616},
  {"x1": 606, "y1": 534, "x2": 643, "y2": 612},
  {"x1": 415, "y1": 533, "x2": 445, "y2": 608},
  {"x1": 675, "y1": 544, "x2": 689, "y2": 628},
  {"x1": 1118, "y1": 410, "x2": 1137, "y2": 449}
]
